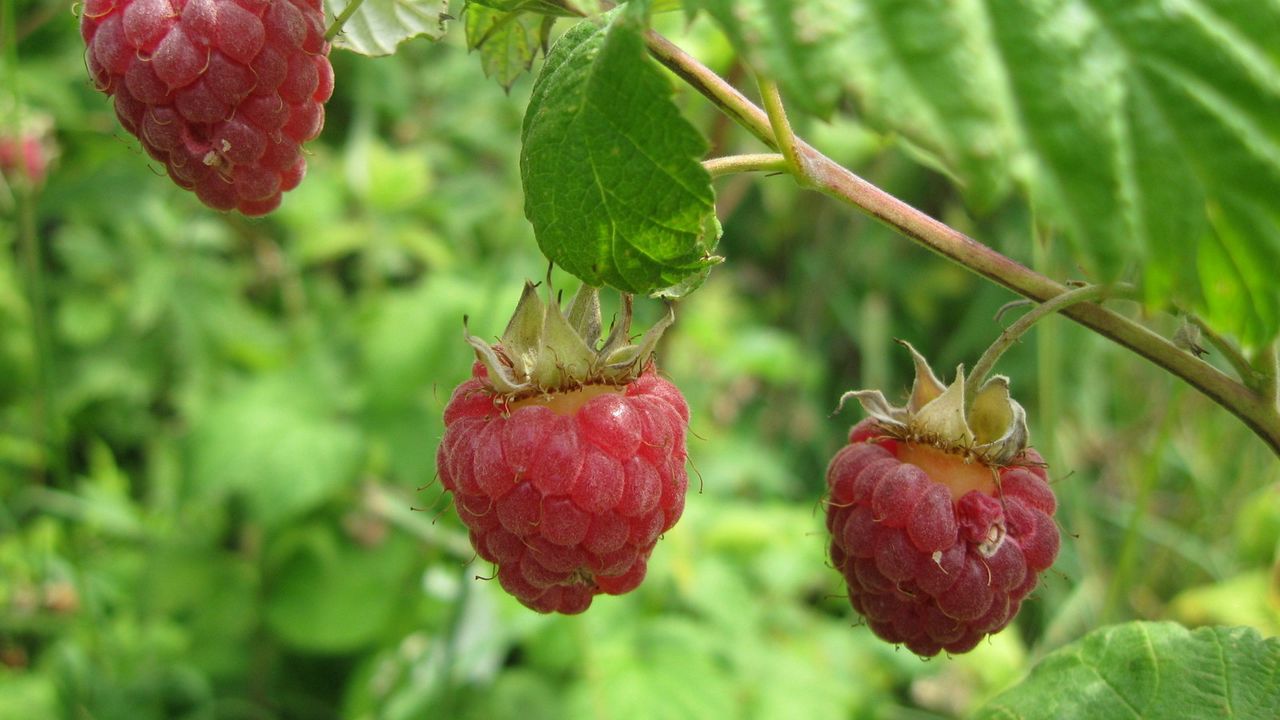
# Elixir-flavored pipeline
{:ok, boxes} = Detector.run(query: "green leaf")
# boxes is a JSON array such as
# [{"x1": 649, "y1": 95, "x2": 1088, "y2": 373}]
[
  {"x1": 325, "y1": 0, "x2": 451, "y2": 57},
  {"x1": 466, "y1": 671, "x2": 566, "y2": 720},
  {"x1": 694, "y1": 0, "x2": 1280, "y2": 342},
  {"x1": 975, "y1": 622, "x2": 1280, "y2": 720},
  {"x1": 470, "y1": 0, "x2": 657, "y2": 17},
  {"x1": 568, "y1": 617, "x2": 740, "y2": 720},
  {"x1": 691, "y1": 1, "x2": 850, "y2": 119},
  {"x1": 464, "y1": 3, "x2": 552, "y2": 89},
  {"x1": 141, "y1": 548, "x2": 258, "y2": 678},
  {"x1": 1200, "y1": 198, "x2": 1280, "y2": 348},
  {"x1": 469, "y1": 0, "x2": 589, "y2": 16},
  {"x1": 0, "y1": 672, "x2": 58, "y2": 720},
  {"x1": 521, "y1": 11, "x2": 719, "y2": 294},
  {"x1": 265, "y1": 526, "x2": 419, "y2": 653},
  {"x1": 187, "y1": 369, "x2": 363, "y2": 528},
  {"x1": 364, "y1": 138, "x2": 434, "y2": 211},
  {"x1": 1170, "y1": 573, "x2": 1280, "y2": 637}
]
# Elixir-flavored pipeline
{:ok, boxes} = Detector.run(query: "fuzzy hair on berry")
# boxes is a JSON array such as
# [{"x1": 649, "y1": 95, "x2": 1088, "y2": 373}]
[
  {"x1": 436, "y1": 283, "x2": 690, "y2": 614},
  {"x1": 80, "y1": 0, "x2": 334, "y2": 215},
  {"x1": 826, "y1": 342, "x2": 1060, "y2": 656}
]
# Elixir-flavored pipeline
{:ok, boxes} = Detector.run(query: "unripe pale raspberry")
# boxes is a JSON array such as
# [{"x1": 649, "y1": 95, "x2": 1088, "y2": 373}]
[
  {"x1": 80, "y1": 0, "x2": 334, "y2": 215},
  {"x1": 437, "y1": 283, "x2": 689, "y2": 614},
  {"x1": 828, "y1": 343, "x2": 1060, "y2": 656},
  {"x1": 0, "y1": 133, "x2": 51, "y2": 185}
]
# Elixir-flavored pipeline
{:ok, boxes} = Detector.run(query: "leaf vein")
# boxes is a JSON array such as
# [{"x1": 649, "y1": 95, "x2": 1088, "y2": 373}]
[
  {"x1": 1081, "y1": 653, "x2": 1143, "y2": 718},
  {"x1": 1212, "y1": 629, "x2": 1234, "y2": 717}
]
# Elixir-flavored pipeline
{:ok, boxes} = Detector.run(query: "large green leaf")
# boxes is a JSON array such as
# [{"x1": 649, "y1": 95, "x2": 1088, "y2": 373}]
[
  {"x1": 694, "y1": 0, "x2": 1280, "y2": 344},
  {"x1": 0, "y1": 673, "x2": 58, "y2": 720},
  {"x1": 566, "y1": 616, "x2": 739, "y2": 720},
  {"x1": 324, "y1": 0, "x2": 450, "y2": 56},
  {"x1": 469, "y1": 0, "x2": 593, "y2": 15},
  {"x1": 691, "y1": 1, "x2": 851, "y2": 122},
  {"x1": 520, "y1": 8, "x2": 719, "y2": 294},
  {"x1": 265, "y1": 525, "x2": 420, "y2": 653},
  {"x1": 975, "y1": 622, "x2": 1280, "y2": 719},
  {"x1": 359, "y1": 275, "x2": 502, "y2": 485}
]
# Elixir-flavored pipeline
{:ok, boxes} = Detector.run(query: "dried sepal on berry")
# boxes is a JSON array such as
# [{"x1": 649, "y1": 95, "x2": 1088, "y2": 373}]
[
  {"x1": 465, "y1": 281, "x2": 673, "y2": 398},
  {"x1": 840, "y1": 340, "x2": 1030, "y2": 465}
]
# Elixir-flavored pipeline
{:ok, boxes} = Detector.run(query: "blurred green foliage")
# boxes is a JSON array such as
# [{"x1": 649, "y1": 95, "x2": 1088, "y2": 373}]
[{"x1": 2, "y1": 1, "x2": 1278, "y2": 718}]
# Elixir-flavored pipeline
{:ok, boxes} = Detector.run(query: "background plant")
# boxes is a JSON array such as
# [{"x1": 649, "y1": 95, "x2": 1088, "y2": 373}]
[{"x1": 2, "y1": 0, "x2": 1279, "y2": 718}]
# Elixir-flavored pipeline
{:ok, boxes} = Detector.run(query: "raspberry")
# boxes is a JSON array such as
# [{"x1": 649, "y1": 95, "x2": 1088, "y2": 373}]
[
  {"x1": 0, "y1": 115, "x2": 55, "y2": 186},
  {"x1": 0, "y1": 133, "x2": 51, "y2": 186},
  {"x1": 827, "y1": 342, "x2": 1060, "y2": 656},
  {"x1": 80, "y1": 0, "x2": 334, "y2": 215},
  {"x1": 437, "y1": 283, "x2": 689, "y2": 614}
]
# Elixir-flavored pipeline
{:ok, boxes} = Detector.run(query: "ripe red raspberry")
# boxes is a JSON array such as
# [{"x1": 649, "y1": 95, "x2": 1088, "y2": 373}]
[
  {"x1": 79, "y1": 0, "x2": 334, "y2": 215},
  {"x1": 436, "y1": 283, "x2": 689, "y2": 614},
  {"x1": 827, "y1": 342, "x2": 1060, "y2": 656}
]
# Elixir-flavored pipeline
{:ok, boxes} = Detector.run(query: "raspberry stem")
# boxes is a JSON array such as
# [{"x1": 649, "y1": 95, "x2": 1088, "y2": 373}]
[
  {"x1": 1260, "y1": 345, "x2": 1279, "y2": 411},
  {"x1": 364, "y1": 483, "x2": 474, "y2": 559},
  {"x1": 757, "y1": 76, "x2": 804, "y2": 184},
  {"x1": 325, "y1": 0, "x2": 367, "y2": 42},
  {"x1": 644, "y1": 31, "x2": 776, "y2": 148},
  {"x1": 968, "y1": 283, "x2": 1123, "y2": 393},
  {"x1": 15, "y1": 168, "x2": 65, "y2": 486},
  {"x1": 643, "y1": 30, "x2": 1280, "y2": 456},
  {"x1": 5, "y1": 12, "x2": 66, "y2": 485}
]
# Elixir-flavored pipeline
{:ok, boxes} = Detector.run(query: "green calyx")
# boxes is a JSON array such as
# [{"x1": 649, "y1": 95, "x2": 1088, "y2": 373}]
[
  {"x1": 840, "y1": 341, "x2": 1031, "y2": 465},
  {"x1": 466, "y1": 282, "x2": 673, "y2": 397}
]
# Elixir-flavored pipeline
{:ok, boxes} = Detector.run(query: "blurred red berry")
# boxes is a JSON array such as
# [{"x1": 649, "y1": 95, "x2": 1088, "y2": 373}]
[
  {"x1": 0, "y1": 114, "x2": 56, "y2": 187},
  {"x1": 80, "y1": 0, "x2": 334, "y2": 215}
]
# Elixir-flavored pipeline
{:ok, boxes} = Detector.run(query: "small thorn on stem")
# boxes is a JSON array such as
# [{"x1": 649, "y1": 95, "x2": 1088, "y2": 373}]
[{"x1": 324, "y1": 0, "x2": 367, "y2": 41}]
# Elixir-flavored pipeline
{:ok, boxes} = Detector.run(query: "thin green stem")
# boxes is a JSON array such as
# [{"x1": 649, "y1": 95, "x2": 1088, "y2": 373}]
[
  {"x1": 17, "y1": 188, "x2": 60, "y2": 484},
  {"x1": 5, "y1": 3, "x2": 64, "y2": 485},
  {"x1": 644, "y1": 30, "x2": 777, "y2": 149},
  {"x1": 643, "y1": 30, "x2": 1280, "y2": 455},
  {"x1": 756, "y1": 76, "x2": 802, "y2": 181},
  {"x1": 1103, "y1": 400, "x2": 1178, "y2": 623},
  {"x1": 702, "y1": 153, "x2": 788, "y2": 178},
  {"x1": 363, "y1": 483, "x2": 474, "y2": 560},
  {"x1": 324, "y1": 0, "x2": 366, "y2": 41},
  {"x1": 969, "y1": 283, "x2": 1119, "y2": 391},
  {"x1": 1259, "y1": 344, "x2": 1279, "y2": 410}
]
